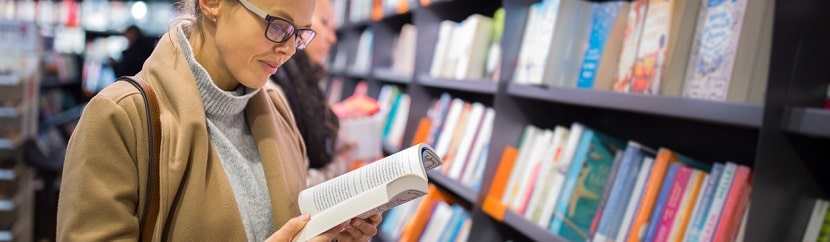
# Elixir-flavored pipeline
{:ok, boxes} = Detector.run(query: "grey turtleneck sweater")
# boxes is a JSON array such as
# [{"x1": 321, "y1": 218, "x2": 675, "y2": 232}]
[{"x1": 177, "y1": 26, "x2": 275, "y2": 242}]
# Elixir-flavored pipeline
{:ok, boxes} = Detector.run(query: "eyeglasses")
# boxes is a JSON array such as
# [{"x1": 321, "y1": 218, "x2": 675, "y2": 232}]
[{"x1": 238, "y1": 0, "x2": 317, "y2": 50}]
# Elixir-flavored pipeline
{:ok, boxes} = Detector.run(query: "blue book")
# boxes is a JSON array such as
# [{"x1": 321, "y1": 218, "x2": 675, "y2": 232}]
[
  {"x1": 548, "y1": 129, "x2": 625, "y2": 241},
  {"x1": 596, "y1": 142, "x2": 655, "y2": 239},
  {"x1": 576, "y1": 1, "x2": 625, "y2": 89},
  {"x1": 684, "y1": 163, "x2": 724, "y2": 241},
  {"x1": 427, "y1": 93, "x2": 452, "y2": 146},
  {"x1": 437, "y1": 205, "x2": 466, "y2": 242},
  {"x1": 643, "y1": 163, "x2": 680, "y2": 242},
  {"x1": 382, "y1": 93, "x2": 403, "y2": 140}
]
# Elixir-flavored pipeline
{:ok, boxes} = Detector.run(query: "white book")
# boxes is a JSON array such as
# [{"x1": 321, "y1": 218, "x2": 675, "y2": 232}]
[
  {"x1": 537, "y1": 123, "x2": 585, "y2": 227},
  {"x1": 510, "y1": 129, "x2": 554, "y2": 214},
  {"x1": 434, "y1": 98, "x2": 465, "y2": 159},
  {"x1": 803, "y1": 199, "x2": 829, "y2": 242},
  {"x1": 614, "y1": 156, "x2": 655, "y2": 242},
  {"x1": 514, "y1": 0, "x2": 561, "y2": 84},
  {"x1": 734, "y1": 201, "x2": 750, "y2": 242},
  {"x1": 699, "y1": 162, "x2": 738, "y2": 242},
  {"x1": 418, "y1": 202, "x2": 454, "y2": 242},
  {"x1": 524, "y1": 126, "x2": 569, "y2": 222},
  {"x1": 501, "y1": 125, "x2": 541, "y2": 206},
  {"x1": 293, "y1": 144, "x2": 442, "y2": 242},
  {"x1": 453, "y1": 14, "x2": 493, "y2": 80},
  {"x1": 392, "y1": 24, "x2": 418, "y2": 75},
  {"x1": 460, "y1": 108, "x2": 495, "y2": 187},
  {"x1": 430, "y1": 20, "x2": 457, "y2": 78},
  {"x1": 447, "y1": 102, "x2": 485, "y2": 179}
]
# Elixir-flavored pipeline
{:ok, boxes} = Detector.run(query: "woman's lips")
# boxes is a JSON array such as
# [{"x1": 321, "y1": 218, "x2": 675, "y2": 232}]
[{"x1": 260, "y1": 61, "x2": 278, "y2": 74}]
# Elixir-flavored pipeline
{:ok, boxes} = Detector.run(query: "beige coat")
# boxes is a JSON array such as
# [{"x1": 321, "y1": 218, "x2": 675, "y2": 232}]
[{"x1": 57, "y1": 27, "x2": 309, "y2": 241}]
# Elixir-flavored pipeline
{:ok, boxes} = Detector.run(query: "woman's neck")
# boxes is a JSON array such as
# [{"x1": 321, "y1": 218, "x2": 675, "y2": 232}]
[{"x1": 188, "y1": 21, "x2": 239, "y2": 91}]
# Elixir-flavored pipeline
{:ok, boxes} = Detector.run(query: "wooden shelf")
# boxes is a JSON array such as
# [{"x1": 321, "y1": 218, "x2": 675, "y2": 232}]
[
  {"x1": 427, "y1": 170, "x2": 477, "y2": 204},
  {"x1": 507, "y1": 83, "x2": 764, "y2": 128},
  {"x1": 373, "y1": 68, "x2": 412, "y2": 84},
  {"x1": 500, "y1": 210, "x2": 567, "y2": 242},
  {"x1": 418, "y1": 75, "x2": 498, "y2": 95},
  {"x1": 783, "y1": 107, "x2": 830, "y2": 139}
]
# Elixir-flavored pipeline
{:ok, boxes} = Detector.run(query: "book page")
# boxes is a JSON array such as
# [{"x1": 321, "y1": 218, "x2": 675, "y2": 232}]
[{"x1": 301, "y1": 145, "x2": 427, "y2": 214}]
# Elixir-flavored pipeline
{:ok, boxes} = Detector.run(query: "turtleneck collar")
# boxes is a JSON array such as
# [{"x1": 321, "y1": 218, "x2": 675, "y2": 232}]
[{"x1": 176, "y1": 25, "x2": 260, "y2": 117}]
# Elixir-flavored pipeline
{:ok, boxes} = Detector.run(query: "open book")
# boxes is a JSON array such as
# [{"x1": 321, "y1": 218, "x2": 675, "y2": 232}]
[{"x1": 292, "y1": 143, "x2": 443, "y2": 242}]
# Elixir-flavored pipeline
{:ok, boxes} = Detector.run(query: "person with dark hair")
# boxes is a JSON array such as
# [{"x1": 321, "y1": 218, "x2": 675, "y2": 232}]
[
  {"x1": 56, "y1": 0, "x2": 380, "y2": 241},
  {"x1": 268, "y1": 0, "x2": 351, "y2": 186},
  {"x1": 113, "y1": 25, "x2": 155, "y2": 77}
]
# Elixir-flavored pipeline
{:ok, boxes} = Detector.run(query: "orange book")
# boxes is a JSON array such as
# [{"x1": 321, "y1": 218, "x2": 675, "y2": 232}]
[
  {"x1": 371, "y1": 0, "x2": 384, "y2": 21},
  {"x1": 399, "y1": 185, "x2": 460, "y2": 242},
  {"x1": 397, "y1": 0, "x2": 409, "y2": 14},
  {"x1": 482, "y1": 146, "x2": 519, "y2": 221},
  {"x1": 626, "y1": 148, "x2": 678, "y2": 242},
  {"x1": 441, "y1": 103, "x2": 471, "y2": 173},
  {"x1": 712, "y1": 166, "x2": 752, "y2": 242},
  {"x1": 420, "y1": 0, "x2": 431, "y2": 7},
  {"x1": 411, "y1": 118, "x2": 432, "y2": 146},
  {"x1": 670, "y1": 170, "x2": 707, "y2": 241}
]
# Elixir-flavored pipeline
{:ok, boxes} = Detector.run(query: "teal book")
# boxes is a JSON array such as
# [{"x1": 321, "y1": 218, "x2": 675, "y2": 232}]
[
  {"x1": 548, "y1": 128, "x2": 626, "y2": 241},
  {"x1": 576, "y1": 1, "x2": 625, "y2": 89}
]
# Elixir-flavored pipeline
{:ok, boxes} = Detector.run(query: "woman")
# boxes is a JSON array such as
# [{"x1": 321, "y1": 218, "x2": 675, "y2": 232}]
[
  {"x1": 56, "y1": 0, "x2": 380, "y2": 241},
  {"x1": 268, "y1": 0, "x2": 353, "y2": 186}
]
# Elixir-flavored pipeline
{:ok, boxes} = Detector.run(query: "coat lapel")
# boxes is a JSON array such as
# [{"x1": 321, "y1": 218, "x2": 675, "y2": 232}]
[{"x1": 246, "y1": 90, "x2": 306, "y2": 227}]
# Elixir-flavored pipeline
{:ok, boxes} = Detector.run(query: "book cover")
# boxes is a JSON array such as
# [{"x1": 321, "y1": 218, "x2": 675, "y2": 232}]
[
  {"x1": 683, "y1": 0, "x2": 749, "y2": 101},
  {"x1": 612, "y1": 0, "x2": 648, "y2": 92},
  {"x1": 628, "y1": 0, "x2": 674, "y2": 94},
  {"x1": 712, "y1": 165, "x2": 752, "y2": 241},
  {"x1": 549, "y1": 129, "x2": 626, "y2": 241},
  {"x1": 589, "y1": 149, "x2": 625, "y2": 237},
  {"x1": 482, "y1": 146, "x2": 518, "y2": 220},
  {"x1": 292, "y1": 144, "x2": 442, "y2": 242},
  {"x1": 513, "y1": 0, "x2": 561, "y2": 84},
  {"x1": 576, "y1": 1, "x2": 627, "y2": 89}
]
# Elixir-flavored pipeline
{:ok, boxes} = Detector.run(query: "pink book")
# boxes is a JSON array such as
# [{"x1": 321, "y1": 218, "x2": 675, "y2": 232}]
[
  {"x1": 712, "y1": 165, "x2": 752, "y2": 242},
  {"x1": 654, "y1": 165, "x2": 692, "y2": 242},
  {"x1": 516, "y1": 162, "x2": 543, "y2": 214}
]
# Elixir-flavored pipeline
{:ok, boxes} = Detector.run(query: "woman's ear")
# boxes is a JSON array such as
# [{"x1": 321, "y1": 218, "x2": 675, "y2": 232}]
[{"x1": 199, "y1": 0, "x2": 223, "y2": 21}]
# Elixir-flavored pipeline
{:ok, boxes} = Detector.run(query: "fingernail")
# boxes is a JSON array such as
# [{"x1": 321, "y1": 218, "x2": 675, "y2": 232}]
[{"x1": 302, "y1": 213, "x2": 311, "y2": 221}]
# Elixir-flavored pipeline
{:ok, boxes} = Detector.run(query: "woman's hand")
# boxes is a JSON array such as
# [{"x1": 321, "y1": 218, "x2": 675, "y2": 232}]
[
  {"x1": 266, "y1": 214, "x2": 345, "y2": 242},
  {"x1": 333, "y1": 214, "x2": 382, "y2": 242}
]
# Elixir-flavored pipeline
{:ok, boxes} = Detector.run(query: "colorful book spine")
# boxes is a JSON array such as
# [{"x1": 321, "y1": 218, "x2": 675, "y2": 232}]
[
  {"x1": 549, "y1": 130, "x2": 625, "y2": 241},
  {"x1": 612, "y1": 0, "x2": 648, "y2": 92},
  {"x1": 684, "y1": 163, "x2": 724, "y2": 242},
  {"x1": 589, "y1": 149, "x2": 625, "y2": 237},
  {"x1": 594, "y1": 142, "x2": 651, "y2": 241},
  {"x1": 699, "y1": 162, "x2": 738, "y2": 241},
  {"x1": 626, "y1": 149, "x2": 675, "y2": 242},
  {"x1": 616, "y1": 156, "x2": 655, "y2": 242},
  {"x1": 643, "y1": 163, "x2": 682, "y2": 242},
  {"x1": 712, "y1": 165, "x2": 752, "y2": 242},
  {"x1": 668, "y1": 171, "x2": 707, "y2": 241},
  {"x1": 654, "y1": 165, "x2": 693, "y2": 242}
]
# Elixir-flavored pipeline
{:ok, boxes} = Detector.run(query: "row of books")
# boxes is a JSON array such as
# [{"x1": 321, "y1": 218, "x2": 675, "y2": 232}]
[
  {"x1": 380, "y1": 185, "x2": 472, "y2": 242},
  {"x1": 483, "y1": 123, "x2": 752, "y2": 242},
  {"x1": 803, "y1": 199, "x2": 830, "y2": 242},
  {"x1": 513, "y1": 0, "x2": 772, "y2": 104},
  {"x1": 0, "y1": 20, "x2": 41, "y2": 150},
  {"x1": 413, "y1": 93, "x2": 495, "y2": 191},
  {"x1": 429, "y1": 9, "x2": 504, "y2": 81}
]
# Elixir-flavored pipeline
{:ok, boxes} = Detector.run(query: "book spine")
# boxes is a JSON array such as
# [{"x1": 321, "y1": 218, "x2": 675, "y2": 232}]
[
  {"x1": 616, "y1": 156, "x2": 655, "y2": 242},
  {"x1": 655, "y1": 165, "x2": 692, "y2": 242},
  {"x1": 712, "y1": 165, "x2": 751, "y2": 241},
  {"x1": 595, "y1": 143, "x2": 643, "y2": 240},
  {"x1": 699, "y1": 162, "x2": 738, "y2": 242},
  {"x1": 626, "y1": 149, "x2": 674, "y2": 242},
  {"x1": 644, "y1": 163, "x2": 681, "y2": 242},
  {"x1": 548, "y1": 129, "x2": 595, "y2": 234},
  {"x1": 683, "y1": 163, "x2": 724, "y2": 242},
  {"x1": 590, "y1": 149, "x2": 626, "y2": 237}
]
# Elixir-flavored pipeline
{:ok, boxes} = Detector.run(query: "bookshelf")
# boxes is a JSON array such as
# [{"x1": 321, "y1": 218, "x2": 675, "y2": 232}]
[{"x1": 329, "y1": 0, "x2": 830, "y2": 241}]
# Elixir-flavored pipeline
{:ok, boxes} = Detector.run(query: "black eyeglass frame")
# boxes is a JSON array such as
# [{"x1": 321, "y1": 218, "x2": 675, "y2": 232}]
[{"x1": 238, "y1": 0, "x2": 317, "y2": 50}]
